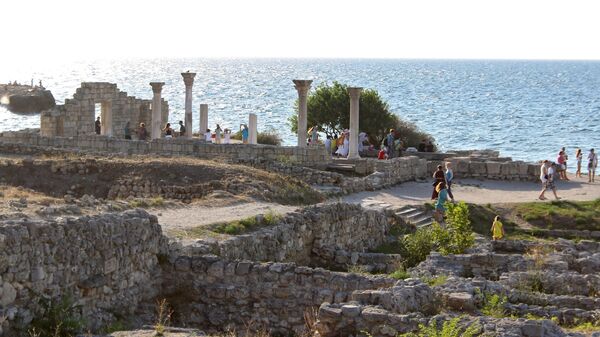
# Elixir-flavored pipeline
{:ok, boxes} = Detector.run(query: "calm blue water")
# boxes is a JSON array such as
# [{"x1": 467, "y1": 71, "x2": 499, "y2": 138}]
[{"x1": 1, "y1": 58, "x2": 599, "y2": 163}]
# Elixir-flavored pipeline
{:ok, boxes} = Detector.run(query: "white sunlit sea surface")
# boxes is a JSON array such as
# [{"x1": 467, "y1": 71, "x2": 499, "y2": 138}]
[{"x1": 1, "y1": 58, "x2": 599, "y2": 163}]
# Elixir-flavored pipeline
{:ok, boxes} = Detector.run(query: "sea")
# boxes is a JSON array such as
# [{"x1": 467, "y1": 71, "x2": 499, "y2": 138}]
[{"x1": 1, "y1": 58, "x2": 599, "y2": 163}]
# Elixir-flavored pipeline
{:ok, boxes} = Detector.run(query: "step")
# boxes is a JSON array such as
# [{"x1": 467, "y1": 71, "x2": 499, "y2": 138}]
[
  {"x1": 395, "y1": 208, "x2": 418, "y2": 216},
  {"x1": 405, "y1": 211, "x2": 427, "y2": 221},
  {"x1": 414, "y1": 217, "x2": 434, "y2": 227}
]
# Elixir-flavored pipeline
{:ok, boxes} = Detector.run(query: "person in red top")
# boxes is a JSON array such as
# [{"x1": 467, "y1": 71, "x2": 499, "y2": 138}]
[
  {"x1": 431, "y1": 165, "x2": 446, "y2": 199},
  {"x1": 378, "y1": 148, "x2": 387, "y2": 160},
  {"x1": 556, "y1": 151, "x2": 569, "y2": 181}
]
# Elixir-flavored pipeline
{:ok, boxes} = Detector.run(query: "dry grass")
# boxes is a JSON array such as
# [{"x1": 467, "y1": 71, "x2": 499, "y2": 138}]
[{"x1": 0, "y1": 185, "x2": 59, "y2": 205}]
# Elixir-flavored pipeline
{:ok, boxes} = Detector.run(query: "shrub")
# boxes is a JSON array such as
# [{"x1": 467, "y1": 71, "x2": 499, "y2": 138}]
[
  {"x1": 399, "y1": 316, "x2": 481, "y2": 337},
  {"x1": 389, "y1": 268, "x2": 410, "y2": 280},
  {"x1": 29, "y1": 295, "x2": 85, "y2": 337},
  {"x1": 480, "y1": 292, "x2": 507, "y2": 318},
  {"x1": 232, "y1": 128, "x2": 282, "y2": 146},
  {"x1": 437, "y1": 202, "x2": 475, "y2": 255},
  {"x1": 400, "y1": 226, "x2": 435, "y2": 268}
]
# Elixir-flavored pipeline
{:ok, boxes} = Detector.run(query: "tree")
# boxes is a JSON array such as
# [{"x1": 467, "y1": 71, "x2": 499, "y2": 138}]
[{"x1": 289, "y1": 81, "x2": 435, "y2": 149}]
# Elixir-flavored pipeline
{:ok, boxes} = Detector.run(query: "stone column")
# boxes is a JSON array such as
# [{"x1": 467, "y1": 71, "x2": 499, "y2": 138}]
[
  {"x1": 150, "y1": 82, "x2": 165, "y2": 140},
  {"x1": 181, "y1": 72, "x2": 196, "y2": 139},
  {"x1": 347, "y1": 87, "x2": 363, "y2": 159},
  {"x1": 293, "y1": 80, "x2": 312, "y2": 148},
  {"x1": 249, "y1": 113, "x2": 258, "y2": 145},
  {"x1": 199, "y1": 104, "x2": 208, "y2": 136},
  {"x1": 101, "y1": 100, "x2": 113, "y2": 137}
]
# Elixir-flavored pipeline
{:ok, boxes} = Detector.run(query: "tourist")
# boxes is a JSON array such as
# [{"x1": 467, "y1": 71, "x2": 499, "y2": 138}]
[
  {"x1": 95, "y1": 117, "x2": 101, "y2": 135},
  {"x1": 241, "y1": 124, "x2": 249, "y2": 144},
  {"x1": 163, "y1": 123, "x2": 174, "y2": 139},
  {"x1": 205, "y1": 129, "x2": 212, "y2": 142},
  {"x1": 588, "y1": 148, "x2": 598, "y2": 183},
  {"x1": 431, "y1": 165, "x2": 445, "y2": 200},
  {"x1": 445, "y1": 162, "x2": 455, "y2": 202},
  {"x1": 325, "y1": 135, "x2": 332, "y2": 156},
  {"x1": 215, "y1": 124, "x2": 222, "y2": 144},
  {"x1": 332, "y1": 134, "x2": 339, "y2": 155},
  {"x1": 386, "y1": 129, "x2": 395, "y2": 158},
  {"x1": 418, "y1": 139, "x2": 427, "y2": 152},
  {"x1": 377, "y1": 147, "x2": 387, "y2": 160},
  {"x1": 358, "y1": 132, "x2": 369, "y2": 153},
  {"x1": 335, "y1": 130, "x2": 349, "y2": 157},
  {"x1": 434, "y1": 182, "x2": 448, "y2": 223},
  {"x1": 179, "y1": 120, "x2": 186, "y2": 137},
  {"x1": 224, "y1": 128, "x2": 231, "y2": 144},
  {"x1": 575, "y1": 148, "x2": 583, "y2": 178},
  {"x1": 491, "y1": 215, "x2": 505, "y2": 241},
  {"x1": 394, "y1": 137, "x2": 403, "y2": 157},
  {"x1": 124, "y1": 121, "x2": 131, "y2": 140},
  {"x1": 562, "y1": 147, "x2": 569, "y2": 172},
  {"x1": 310, "y1": 126, "x2": 318, "y2": 145},
  {"x1": 539, "y1": 160, "x2": 560, "y2": 200},
  {"x1": 425, "y1": 140, "x2": 435, "y2": 152},
  {"x1": 137, "y1": 123, "x2": 147, "y2": 140},
  {"x1": 556, "y1": 150, "x2": 569, "y2": 181}
]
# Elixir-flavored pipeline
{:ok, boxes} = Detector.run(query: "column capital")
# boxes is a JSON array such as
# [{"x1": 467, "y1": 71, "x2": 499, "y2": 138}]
[
  {"x1": 150, "y1": 82, "x2": 165, "y2": 94},
  {"x1": 181, "y1": 72, "x2": 196, "y2": 87},
  {"x1": 348, "y1": 87, "x2": 363, "y2": 99},
  {"x1": 293, "y1": 79, "x2": 313, "y2": 95}
]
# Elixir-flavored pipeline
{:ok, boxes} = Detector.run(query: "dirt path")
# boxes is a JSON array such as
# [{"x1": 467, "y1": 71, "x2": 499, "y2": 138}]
[
  {"x1": 341, "y1": 176, "x2": 600, "y2": 208},
  {"x1": 150, "y1": 200, "x2": 298, "y2": 232}
]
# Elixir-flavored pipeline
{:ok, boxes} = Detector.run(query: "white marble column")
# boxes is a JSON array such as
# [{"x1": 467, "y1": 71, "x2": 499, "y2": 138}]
[
  {"x1": 181, "y1": 72, "x2": 196, "y2": 139},
  {"x1": 150, "y1": 82, "x2": 165, "y2": 140},
  {"x1": 249, "y1": 113, "x2": 258, "y2": 145},
  {"x1": 101, "y1": 100, "x2": 113, "y2": 137},
  {"x1": 347, "y1": 87, "x2": 363, "y2": 159},
  {"x1": 199, "y1": 104, "x2": 208, "y2": 136},
  {"x1": 293, "y1": 80, "x2": 312, "y2": 148}
]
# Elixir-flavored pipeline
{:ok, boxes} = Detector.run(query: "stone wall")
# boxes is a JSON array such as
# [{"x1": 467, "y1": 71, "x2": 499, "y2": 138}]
[
  {"x1": 0, "y1": 210, "x2": 166, "y2": 335},
  {"x1": 161, "y1": 256, "x2": 396, "y2": 335},
  {"x1": 41, "y1": 82, "x2": 168, "y2": 139},
  {"x1": 0, "y1": 130, "x2": 329, "y2": 167},
  {"x1": 427, "y1": 157, "x2": 540, "y2": 181},
  {"x1": 173, "y1": 203, "x2": 392, "y2": 267}
]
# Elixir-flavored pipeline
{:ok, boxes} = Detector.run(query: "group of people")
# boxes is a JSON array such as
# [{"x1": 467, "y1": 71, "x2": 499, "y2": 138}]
[
  {"x1": 431, "y1": 162, "x2": 455, "y2": 223},
  {"x1": 95, "y1": 116, "x2": 252, "y2": 144},
  {"x1": 321, "y1": 130, "x2": 371, "y2": 158},
  {"x1": 539, "y1": 147, "x2": 598, "y2": 200}
]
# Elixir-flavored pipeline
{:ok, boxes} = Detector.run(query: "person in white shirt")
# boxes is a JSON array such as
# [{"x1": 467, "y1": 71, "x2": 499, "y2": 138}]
[
  {"x1": 204, "y1": 129, "x2": 212, "y2": 142},
  {"x1": 539, "y1": 160, "x2": 560, "y2": 200},
  {"x1": 588, "y1": 148, "x2": 598, "y2": 183}
]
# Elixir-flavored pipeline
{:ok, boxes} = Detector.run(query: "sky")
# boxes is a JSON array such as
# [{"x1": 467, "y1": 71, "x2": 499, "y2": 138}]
[{"x1": 3, "y1": 0, "x2": 600, "y2": 62}]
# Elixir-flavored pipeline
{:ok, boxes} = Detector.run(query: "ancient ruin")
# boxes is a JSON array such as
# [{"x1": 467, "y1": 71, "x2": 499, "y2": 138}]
[{"x1": 40, "y1": 82, "x2": 168, "y2": 138}]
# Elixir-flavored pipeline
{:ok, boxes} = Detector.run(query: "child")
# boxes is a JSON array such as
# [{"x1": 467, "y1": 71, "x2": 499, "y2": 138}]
[
  {"x1": 491, "y1": 215, "x2": 505, "y2": 240},
  {"x1": 377, "y1": 148, "x2": 387, "y2": 160}
]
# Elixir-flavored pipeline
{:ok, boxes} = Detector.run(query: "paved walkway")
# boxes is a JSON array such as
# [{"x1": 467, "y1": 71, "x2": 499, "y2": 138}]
[{"x1": 341, "y1": 176, "x2": 600, "y2": 209}]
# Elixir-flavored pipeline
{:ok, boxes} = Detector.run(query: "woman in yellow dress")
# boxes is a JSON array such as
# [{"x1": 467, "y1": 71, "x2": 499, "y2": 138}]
[{"x1": 491, "y1": 215, "x2": 505, "y2": 240}]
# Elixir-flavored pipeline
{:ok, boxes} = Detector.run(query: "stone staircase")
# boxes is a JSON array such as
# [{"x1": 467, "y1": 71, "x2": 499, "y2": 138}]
[{"x1": 393, "y1": 205, "x2": 434, "y2": 228}]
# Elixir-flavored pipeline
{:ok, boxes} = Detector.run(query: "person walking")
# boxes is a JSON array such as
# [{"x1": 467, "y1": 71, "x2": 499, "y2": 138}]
[
  {"x1": 575, "y1": 148, "x2": 583, "y2": 178},
  {"x1": 445, "y1": 162, "x2": 455, "y2": 202},
  {"x1": 178, "y1": 120, "x2": 186, "y2": 137},
  {"x1": 224, "y1": 128, "x2": 231, "y2": 144},
  {"x1": 589, "y1": 148, "x2": 598, "y2": 182},
  {"x1": 205, "y1": 129, "x2": 212, "y2": 142},
  {"x1": 431, "y1": 165, "x2": 446, "y2": 200},
  {"x1": 137, "y1": 123, "x2": 147, "y2": 141},
  {"x1": 124, "y1": 121, "x2": 132, "y2": 140},
  {"x1": 434, "y1": 182, "x2": 449, "y2": 223},
  {"x1": 539, "y1": 160, "x2": 560, "y2": 200},
  {"x1": 324, "y1": 135, "x2": 332, "y2": 157},
  {"x1": 95, "y1": 117, "x2": 101, "y2": 135},
  {"x1": 491, "y1": 216, "x2": 505, "y2": 241},
  {"x1": 162, "y1": 123, "x2": 174, "y2": 139}
]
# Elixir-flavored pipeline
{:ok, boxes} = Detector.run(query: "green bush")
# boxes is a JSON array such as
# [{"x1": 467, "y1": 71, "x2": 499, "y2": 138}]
[
  {"x1": 389, "y1": 268, "x2": 411, "y2": 280},
  {"x1": 232, "y1": 128, "x2": 282, "y2": 146},
  {"x1": 400, "y1": 226, "x2": 435, "y2": 268},
  {"x1": 480, "y1": 292, "x2": 507, "y2": 318},
  {"x1": 29, "y1": 295, "x2": 85, "y2": 337},
  {"x1": 210, "y1": 211, "x2": 282, "y2": 235},
  {"x1": 436, "y1": 202, "x2": 475, "y2": 255},
  {"x1": 399, "y1": 316, "x2": 481, "y2": 337}
]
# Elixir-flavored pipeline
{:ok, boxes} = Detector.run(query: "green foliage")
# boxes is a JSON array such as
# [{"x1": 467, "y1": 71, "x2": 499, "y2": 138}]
[
  {"x1": 400, "y1": 226, "x2": 435, "y2": 268},
  {"x1": 480, "y1": 292, "x2": 507, "y2": 318},
  {"x1": 515, "y1": 199, "x2": 600, "y2": 231},
  {"x1": 288, "y1": 81, "x2": 434, "y2": 147},
  {"x1": 399, "y1": 317, "x2": 481, "y2": 337},
  {"x1": 438, "y1": 202, "x2": 476, "y2": 255},
  {"x1": 389, "y1": 268, "x2": 411, "y2": 280},
  {"x1": 29, "y1": 295, "x2": 85, "y2": 337},
  {"x1": 210, "y1": 211, "x2": 281, "y2": 235},
  {"x1": 232, "y1": 128, "x2": 282, "y2": 145},
  {"x1": 422, "y1": 275, "x2": 448, "y2": 287}
]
